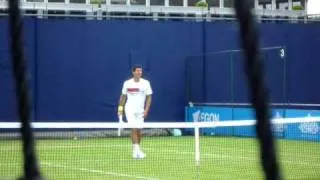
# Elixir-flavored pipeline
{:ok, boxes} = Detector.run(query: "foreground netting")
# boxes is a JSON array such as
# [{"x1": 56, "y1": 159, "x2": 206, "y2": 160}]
[{"x1": 1, "y1": 117, "x2": 320, "y2": 180}]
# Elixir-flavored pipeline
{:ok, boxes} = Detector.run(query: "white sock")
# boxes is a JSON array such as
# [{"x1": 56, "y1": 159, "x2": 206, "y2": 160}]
[{"x1": 133, "y1": 144, "x2": 140, "y2": 151}]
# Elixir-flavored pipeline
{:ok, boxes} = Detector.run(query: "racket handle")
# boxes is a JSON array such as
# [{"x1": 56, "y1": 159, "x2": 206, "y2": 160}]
[
  {"x1": 118, "y1": 115, "x2": 123, "y2": 137},
  {"x1": 118, "y1": 115, "x2": 123, "y2": 123}
]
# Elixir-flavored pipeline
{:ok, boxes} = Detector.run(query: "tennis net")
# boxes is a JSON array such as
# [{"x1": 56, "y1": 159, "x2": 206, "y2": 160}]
[{"x1": 1, "y1": 117, "x2": 320, "y2": 180}]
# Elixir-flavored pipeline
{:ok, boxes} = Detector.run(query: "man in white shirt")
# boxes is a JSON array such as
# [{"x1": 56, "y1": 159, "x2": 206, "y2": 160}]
[{"x1": 118, "y1": 65, "x2": 152, "y2": 159}]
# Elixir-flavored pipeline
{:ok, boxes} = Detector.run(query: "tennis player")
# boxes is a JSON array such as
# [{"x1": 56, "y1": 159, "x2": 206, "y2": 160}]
[{"x1": 118, "y1": 65, "x2": 152, "y2": 159}]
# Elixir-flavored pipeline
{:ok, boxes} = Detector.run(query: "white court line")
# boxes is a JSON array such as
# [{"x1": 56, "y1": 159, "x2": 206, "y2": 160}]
[
  {"x1": 2, "y1": 143, "x2": 317, "y2": 159},
  {"x1": 142, "y1": 148, "x2": 320, "y2": 167},
  {"x1": 41, "y1": 162, "x2": 159, "y2": 180},
  {"x1": 0, "y1": 162, "x2": 160, "y2": 179},
  {"x1": 1, "y1": 144, "x2": 318, "y2": 163},
  {"x1": 41, "y1": 146, "x2": 320, "y2": 167},
  {"x1": 3, "y1": 149, "x2": 318, "y2": 168},
  {"x1": 1, "y1": 143, "x2": 319, "y2": 167}
]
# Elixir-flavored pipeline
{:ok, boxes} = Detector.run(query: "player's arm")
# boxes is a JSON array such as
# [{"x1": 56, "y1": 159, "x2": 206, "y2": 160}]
[
  {"x1": 118, "y1": 94, "x2": 126, "y2": 116},
  {"x1": 144, "y1": 80, "x2": 152, "y2": 118},
  {"x1": 118, "y1": 81, "x2": 127, "y2": 116},
  {"x1": 118, "y1": 94, "x2": 127, "y2": 107},
  {"x1": 144, "y1": 95, "x2": 152, "y2": 118}
]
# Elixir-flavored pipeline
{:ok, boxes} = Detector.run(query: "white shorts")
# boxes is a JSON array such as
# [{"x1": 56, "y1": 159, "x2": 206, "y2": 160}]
[{"x1": 125, "y1": 110, "x2": 144, "y2": 129}]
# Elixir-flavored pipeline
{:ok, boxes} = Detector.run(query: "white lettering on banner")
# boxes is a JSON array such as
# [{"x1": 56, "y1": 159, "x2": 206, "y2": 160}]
[
  {"x1": 192, "y1": 110, "x2": 201, "y2": 122},
  {"x1": 192, "y1": 110, "x2": 219, "y2": 122},
  {"x1": 299, "y1": 122, "x2": 319, "y2": 135},
  {"x1": 298, "y1": 113, "x2": 320, "y2": 135}
]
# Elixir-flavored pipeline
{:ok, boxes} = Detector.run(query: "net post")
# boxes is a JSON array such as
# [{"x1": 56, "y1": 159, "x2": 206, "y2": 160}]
[
  {"x1": 117, "y1": 127, "x2": 121, "y2": 137},
  {"x1": 194, "y1": 125, "x2": 200, "y2": 167}
]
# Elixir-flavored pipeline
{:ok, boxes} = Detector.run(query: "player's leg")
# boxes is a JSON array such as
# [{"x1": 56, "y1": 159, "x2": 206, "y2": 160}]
[
  {"x1": 126, "y1": 109, "x2": 145, "y2": 158},
  {"x1": 132, "y1": 128, "x2": 140, "y2": 154},
  {"x1": 125, "y1": 109, "x2": 140, "y2": 158},
  {"x1": 135, "y1": 112, "x2": 145, "y2": 158},
  {"x1": 137, "y1": 128, "x2": 142, "y2": 144},
  {"x1": 131, "y1": 129, "x2": 139, "y2": 144}
]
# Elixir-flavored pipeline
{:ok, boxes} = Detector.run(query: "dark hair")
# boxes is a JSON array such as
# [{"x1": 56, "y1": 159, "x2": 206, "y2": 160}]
[{"x1": 132, "y1": 65, "x2": 143, "y2": 72}]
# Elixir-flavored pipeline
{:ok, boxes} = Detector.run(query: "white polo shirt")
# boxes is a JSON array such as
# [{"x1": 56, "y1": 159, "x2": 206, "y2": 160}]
[{"x1": 122, "y1": 78, "x2": 152, "y2": 113}]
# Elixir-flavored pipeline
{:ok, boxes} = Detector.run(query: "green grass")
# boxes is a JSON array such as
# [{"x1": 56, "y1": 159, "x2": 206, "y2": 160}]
[{"x1": 1, "y1": 136, "x2": 319, "y2": 179}]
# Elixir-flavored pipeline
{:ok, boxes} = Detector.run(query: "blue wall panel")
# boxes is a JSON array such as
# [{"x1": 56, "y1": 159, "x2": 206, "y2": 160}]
[
  {"x1": 233, "y1": 108, "x2": 256, "y2": 137},
  {"x1": 233, "y1": 54, "x2": 249, "y2": 103},
  {"x1": 0, "y1": 18, "x2": 15, "y2": 121},
  {"x1": 35, "y1": 19, "x2": 203, "y2": 121},
  {"x1": 1, "y1": 18, "x2": 320, "y2": 122},
  {"x1": 205, "y1": 53, "x2": 233, "y2": 102},
  {"x1": 281, "y1": 24, "x2": 320, "y2": 104},
  {"x1": 0, "y1": 18, "x2": 36, "y2": 122}
]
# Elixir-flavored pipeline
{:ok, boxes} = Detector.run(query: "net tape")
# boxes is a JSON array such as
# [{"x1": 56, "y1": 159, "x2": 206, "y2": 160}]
[{"x1": 1, "y1": 117, "x2": 320, "y2": 129}]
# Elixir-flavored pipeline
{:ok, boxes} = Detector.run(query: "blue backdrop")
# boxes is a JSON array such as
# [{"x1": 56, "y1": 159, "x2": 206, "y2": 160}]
[{"x1": 1, "y1": 18, "x2": 320, "y2": 122}]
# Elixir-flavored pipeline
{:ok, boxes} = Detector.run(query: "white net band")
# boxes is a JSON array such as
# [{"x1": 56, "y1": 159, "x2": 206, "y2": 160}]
[{"x1": 1, "y1": 116, "x2": 320, "y2": 129}]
